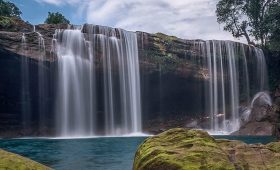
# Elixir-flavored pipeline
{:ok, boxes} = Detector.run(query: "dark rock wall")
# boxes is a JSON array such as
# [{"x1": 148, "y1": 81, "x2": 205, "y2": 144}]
[
  {"x1": 264, "y1": 50, "x2": 280, "y2": 137},
  {"x1": 0, "y1": 49, "x2": 22, "y2": 132},
  {"x1": 0, "y1": 49, "x2": 56, "y2": 136},
  {"x1": 137, "y1": 32, "x2": 206, "y2": 122},
  {"x1": 0, "y1": 49, "x2": 205, "y2": 136}
]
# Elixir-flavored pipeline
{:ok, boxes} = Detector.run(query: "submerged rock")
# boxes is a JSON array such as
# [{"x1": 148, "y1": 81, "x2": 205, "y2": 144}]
[
  {"x1": 0, "y1": 149, "x2": 51, "y2": 170},
  {"x1": 133, "y1": 128, "x2": 280, "y2": 170}
]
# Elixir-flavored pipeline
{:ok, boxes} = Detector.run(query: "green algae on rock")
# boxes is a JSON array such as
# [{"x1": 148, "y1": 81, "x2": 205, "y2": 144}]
[
  {"x1": 133, "y1": 128, "x2": 280, "y2": 170},
  {"x1": 0, "y1": 149, "x2": 52, "y2": 170}
]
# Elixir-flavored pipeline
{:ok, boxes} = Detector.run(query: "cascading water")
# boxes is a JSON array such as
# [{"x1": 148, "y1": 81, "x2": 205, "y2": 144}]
[
  {"x1": 195, "y1": 40, "x2": 270, "y2": 134},
  {"x1": 18, "y1": 24, "x2": 272, "y2": 137},
  {"x1": 52, "y1": 25, "x2": 142, "y2": 137}
]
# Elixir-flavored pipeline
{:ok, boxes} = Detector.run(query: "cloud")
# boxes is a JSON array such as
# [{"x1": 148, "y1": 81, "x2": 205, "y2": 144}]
[
  {"x1": 35, "y1": 0, "x2": 80, "y2": 6},
  {"x1": 34, "y1": 0, "x2": 245, "y2": 42},
  {"x1": 85, "y1": 0, "x2": 244, "y2": 41}
]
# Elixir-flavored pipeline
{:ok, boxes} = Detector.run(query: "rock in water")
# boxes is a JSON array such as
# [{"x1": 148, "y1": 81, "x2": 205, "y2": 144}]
[
  {"x1": 0, "y1": 149, "x2": 52, "y2": 170},
  {"x1": 133, "y1": 128, "x2": 280, "y2": 170}
]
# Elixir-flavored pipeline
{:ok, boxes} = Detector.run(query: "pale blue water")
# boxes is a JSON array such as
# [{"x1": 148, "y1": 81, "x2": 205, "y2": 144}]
[
  {"x1": 0, "y1": 137, "x2": 145, "y2": 170},
  {"x1": 0, "y1": 136, "x2": 276, "y2": 170}
]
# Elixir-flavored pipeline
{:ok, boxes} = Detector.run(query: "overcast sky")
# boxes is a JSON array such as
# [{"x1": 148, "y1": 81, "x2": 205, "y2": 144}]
[{"x1": 11, "y1": 0, "x2": 246, "y2": 42}]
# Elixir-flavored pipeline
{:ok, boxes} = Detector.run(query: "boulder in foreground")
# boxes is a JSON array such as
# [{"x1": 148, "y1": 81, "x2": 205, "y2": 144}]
[
  {"x1": 0, "y1": 149, "x2": 52, "y2": 170},
  {"x1": 133, "y1": 128, "x2": 280, "y2": 170}
]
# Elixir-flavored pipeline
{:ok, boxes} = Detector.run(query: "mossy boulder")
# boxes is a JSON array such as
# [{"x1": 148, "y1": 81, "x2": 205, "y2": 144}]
[
  {"x1": 133, "y1": 128, "x2": 280, "y2": 170},
  {"x1": 0, "y1": 149, "x2": 52, "y2": 170},
  {"x1": 133, "y1": 128, "x2": 235, "y2": 170}
]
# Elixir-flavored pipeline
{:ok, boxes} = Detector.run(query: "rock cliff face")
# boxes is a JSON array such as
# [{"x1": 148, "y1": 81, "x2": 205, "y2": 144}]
[
  {"x1": 0, "y1": 18, "x2": 207, "y2": 136},
  {"x1": 0, "y1": 18, "x2": 67, "y2": 60},
  {"x1": 0, "y1": 17, "x2": 279, "y2": 137},
  {"x1": 133, "y1": 128, "x2": 280, "y2": 170}
]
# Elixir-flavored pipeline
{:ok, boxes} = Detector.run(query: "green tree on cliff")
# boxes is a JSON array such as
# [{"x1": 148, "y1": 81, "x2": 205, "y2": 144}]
[
  {"x1": 265, "y1": 3, "x2": 280, "y2": 51},
  {"x1": 216, "y1": 0, "x2": 280, "y2": 51},
  {"x1": 44, "y1": 12, "x2": 70, "y2": 24},
  {"x1": 0, "y1": 0, "x2": 21, "y2": 17}
]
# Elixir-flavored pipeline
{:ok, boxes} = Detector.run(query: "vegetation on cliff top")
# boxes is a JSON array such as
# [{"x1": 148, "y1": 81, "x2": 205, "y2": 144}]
[
  {"x1": 0, "y1": 16, "x2": 14, "y2": 28},
  {"x1": 0, "y1": 0, "x2": 23, "y2": 31},
  {"x1": 216, "y1": 0, "x2": 280, "y2": 51},
  {"x1": 0, "y1": 0, "x2": 21, "y2": 18},
  {"x1": 44, "y1": 12, "x2": 70, "y2": 24}
]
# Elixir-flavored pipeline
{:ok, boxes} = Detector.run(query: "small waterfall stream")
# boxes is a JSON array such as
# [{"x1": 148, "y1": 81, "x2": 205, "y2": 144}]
[
  {"x1": 20, "y1": 33, "x2": 31, "y2": 128},
  {"x1": 36, "y1": 27, "x2": 47, "y2": 130}
]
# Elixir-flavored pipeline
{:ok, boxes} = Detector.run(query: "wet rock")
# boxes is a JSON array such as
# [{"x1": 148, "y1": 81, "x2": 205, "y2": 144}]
[
  {"x1": 0, "y1": 17, "x2": 68, "y2": 60},
  {"x1": 133, "y1": 128, "x2": 280, "y2": 170},
  {"x1": 231, "y1": 121, "x2": 274, "y2": 136},
  {"x1": 235, "y1": 86, "x2": 280, "y2": 137}
]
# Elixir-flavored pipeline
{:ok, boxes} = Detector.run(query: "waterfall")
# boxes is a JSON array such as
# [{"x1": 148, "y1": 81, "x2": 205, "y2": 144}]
[
  {"x1": 17, "y1": 25, "x2": 270, "y2": 136},
  {"x1": 52, "y1": 25, "x2": 142, "y2": 137},
  {"x1": 196, "y1": 40, "x2": 270, "y2": 133}
]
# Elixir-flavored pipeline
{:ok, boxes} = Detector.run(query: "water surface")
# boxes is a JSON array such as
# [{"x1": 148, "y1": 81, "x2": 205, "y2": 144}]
[
  {"x1": 0, "y1": 137, "x2": 145, "y2": 170},
  {"x1": 0, "y1": 136, "x2": 276, "y2": 170}
]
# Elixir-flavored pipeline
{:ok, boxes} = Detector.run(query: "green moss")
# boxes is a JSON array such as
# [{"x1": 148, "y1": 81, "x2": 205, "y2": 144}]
[
  {"x1": 141, "y1": 49, "x2": 182, "y2": 73},
  {"x1": 133, "y1": 128, "x2": 235, "y2": 170},
  {"x1": 266, "y1": 142, "x2": 280, "y2": 152},
  {"x1": 0, "y1": 149, "x2": 52, "y2": 170},
  {"x1": 0, "y1": 16, "x2": 14, "y2": 29},
  {"x1": 134, "y1": 128, "x2": 280, "y2": 170},
  {"x1": 155, "y1": 33, "x2": 178, "y2": 42},
  {"x1": 142, "y1": 32, "x2": 197, "y2": 73}
]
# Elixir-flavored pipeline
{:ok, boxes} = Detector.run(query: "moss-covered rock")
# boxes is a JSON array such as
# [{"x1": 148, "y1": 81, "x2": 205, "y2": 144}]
[
  {"x1": 133, "y1": 128, "x2": 235, "y2": 170},
  {"x1": 0, "y1": 149, "x2": 52, "y2": 170},
  {"x1": 133, "y1": 128, "x2": 280, "y2": 170}
]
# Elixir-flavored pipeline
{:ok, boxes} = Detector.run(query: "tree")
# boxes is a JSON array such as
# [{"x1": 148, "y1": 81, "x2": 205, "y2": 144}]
[
  {"x1": 216, "y1": 0, "x2": 253, "y2": 44},
  {"x1": 0, "y1": 0, "x2": 21, "y2": 17},
  {"x1": 216, "y1": 0, "x2": 279, "y2": 49},
  {"x1": 44, "y1": 12, "x2": 70, "y2": 24},
  {"x1": 265, "y1": 3, "x2": 280, "y2": 51}
]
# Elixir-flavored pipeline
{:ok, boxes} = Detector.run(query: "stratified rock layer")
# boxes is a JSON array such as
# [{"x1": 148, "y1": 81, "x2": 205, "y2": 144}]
[
  {"x1": 133, "y1": 128, "x2": 280, "y2": 170},
  {"x1": 0, "y1": 149, "x2": 52, "y2": 170}
]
